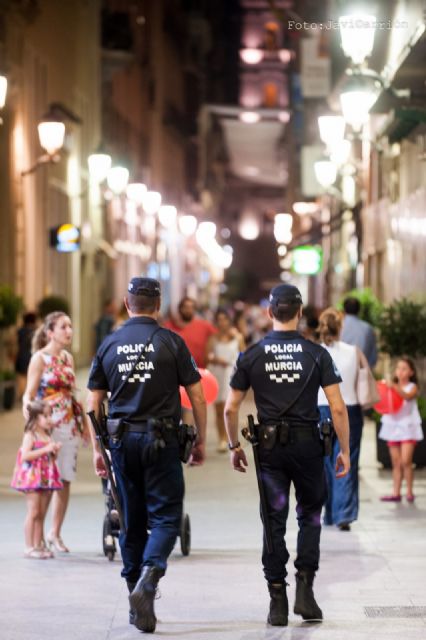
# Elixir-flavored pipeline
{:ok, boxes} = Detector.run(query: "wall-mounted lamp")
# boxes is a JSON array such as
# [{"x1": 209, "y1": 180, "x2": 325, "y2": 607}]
[
  {"x1": 21, "y1": 103, "x2": 81, "y2": 176},
  {"x1": 339, "y1": 13, "x2": 376, "y2": 66},
  {"x1": 106, "y1": 166, "x2": 129, "y2": 194},
  {"x1": 0, "y1": 73, "x2": 7, "y2": 119},
  {"x1": 314, "y1": 159, "x2": 337, "y2": 189},
  {"x1": 88, "y1": 150, "x2": 112, "y2": 183}
]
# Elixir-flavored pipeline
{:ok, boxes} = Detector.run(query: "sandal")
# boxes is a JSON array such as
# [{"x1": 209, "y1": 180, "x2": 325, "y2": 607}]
[
  {"x1": 406, "y1": 495, "x2": 415, "y2": 503},
  {"x1": 47, "y1": 533, "x2": 70, "y2": 553},
  {"x1": 380, "y1": 495, "x2": 401, "y2": 502},
  {"x1": 24, "y1": 547, "x2": 51, "y2": 559}
]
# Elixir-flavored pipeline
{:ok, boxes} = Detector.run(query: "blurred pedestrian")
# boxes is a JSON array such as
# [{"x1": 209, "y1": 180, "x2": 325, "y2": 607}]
[
  {"x1": 207, "y1": 309, "x2": 245, "y2": 452},
  {"x1": 164, "y1": 296, "x2": 216, "y2": 368},
  {"x1": 11, "y1": 399, "x2": 63, "y2": 559},
  {"x1": 379, "y1": 357, "x2": 423, "y2": 502},
  {"x1": 87, "y1": 277, "x2": 207, "y2": 633},
  {"x1": 341, "y1": 297, "x2": 377, "y2": 368},
  {"x1": 317, "y1": 308, "x2": 363, "y2": 531},
  {"x1": 94, "y1": 299, "x2": 117, "y2": 349},
  {"x1": 15, "y1": 312, "x2": 37, "y2": 400},
  {"x1": 23, "y1": 312, "x2": 89, "y2": 553}
]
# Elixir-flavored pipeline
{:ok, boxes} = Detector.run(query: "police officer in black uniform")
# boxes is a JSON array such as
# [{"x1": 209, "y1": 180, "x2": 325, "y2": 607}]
[
  {"x1": 224, "y1": 284, "x2": 350, "y2": 626},
  {"x1": 87, "y1": 277, "x2": 207, "y2": 633}
]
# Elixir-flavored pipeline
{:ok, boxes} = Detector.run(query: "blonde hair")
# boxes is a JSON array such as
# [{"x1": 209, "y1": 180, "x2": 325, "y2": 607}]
[
  {"x1": 32, "y1": 311, "x2": 69, "y2": 353},
  {"x1": 24, "y1": 399, "x2": 49, "y2": 433},
  {"x1": 319, "y1": 307, "x2": 342, "y2": 346}
]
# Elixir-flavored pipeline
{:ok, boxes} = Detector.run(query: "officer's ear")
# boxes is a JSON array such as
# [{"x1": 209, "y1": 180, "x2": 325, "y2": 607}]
[
  {"x1": 267, "y1": 306, "x2": 274, "y2": 320},
  {"x1": 123, "y1": 296, "x2": 131, "y2": 313},
  {"x1": 298, "y1": 305, "x2": 303, "y2": 321}
]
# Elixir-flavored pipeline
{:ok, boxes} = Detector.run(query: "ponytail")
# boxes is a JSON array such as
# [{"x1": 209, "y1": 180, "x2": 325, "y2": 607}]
[
  {"x1": 31, "y1": 311, "x2": 68, "y2": 353},
  {"x1": 318, "y1": 307, "x2": 342, "y2": 346}
]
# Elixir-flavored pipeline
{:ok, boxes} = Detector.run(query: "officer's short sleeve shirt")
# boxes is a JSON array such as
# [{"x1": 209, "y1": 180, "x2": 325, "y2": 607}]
[
  {"x1": 230, "y1": 330, "x2": 342, "y2": 424},
  {"x1": 87, "y1": 317, "x2": 201, "y2": 424}
]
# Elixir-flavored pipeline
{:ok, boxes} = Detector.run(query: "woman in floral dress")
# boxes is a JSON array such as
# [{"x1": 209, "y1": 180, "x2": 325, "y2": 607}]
[{"x1": 23, "y1": 312, "x2": 89, "y2": 552}]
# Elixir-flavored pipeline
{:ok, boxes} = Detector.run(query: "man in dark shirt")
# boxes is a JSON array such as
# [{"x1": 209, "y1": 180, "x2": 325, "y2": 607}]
[
  {"x1": 87, "y1": 277, "x2": 207, "y2": 633},
  {"x1": 225, "y1": 284, "x2": 350, "y2": 627}
]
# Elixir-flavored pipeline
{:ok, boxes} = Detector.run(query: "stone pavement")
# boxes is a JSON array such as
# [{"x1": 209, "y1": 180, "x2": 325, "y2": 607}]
[{"x1": 1, "y1": 390, "x2": 426, "y2": 639}]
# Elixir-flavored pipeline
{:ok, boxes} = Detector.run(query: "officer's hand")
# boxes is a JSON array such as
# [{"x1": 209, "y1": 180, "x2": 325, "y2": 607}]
[
  {"x1": 335, "y1": 451, "x2": 350, "y2": 478},
  {"x1": 93, "y1": 451, "x2": 108, "y2": 478},
  {"x1": 188, "y1": 442, "x2": 205, "y2": 466},
  {"x1": 231, "y1": 448, "x2": 248, "y2": 473}
]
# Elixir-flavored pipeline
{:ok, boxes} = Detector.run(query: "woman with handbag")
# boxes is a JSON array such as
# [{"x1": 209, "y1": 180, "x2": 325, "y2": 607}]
[
  {"x1": 317, "y1": 308, "x2": 367, "y2": 531},
  {"x1": 23, "y1": 312, "x2": 89, "y2": 552}
]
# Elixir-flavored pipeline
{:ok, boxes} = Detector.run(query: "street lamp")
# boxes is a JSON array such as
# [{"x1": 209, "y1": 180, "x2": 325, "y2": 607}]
[
  {"x1": 126, "y1": 182, "x2": 147, "y2": 205},
  {"x1": 88, "y1": 152, "x2": 112, "y2": 183},
  {"x1": 330, "y1": 139, "x2": 352, "y2": 166},
  {"x1": 178, "y1": 214, "x2": 197, "y2": 237},
  {"x1": 0, "y1": 73, "x2": 7, "y2": 110},
  {"x1": 143, "y1": 190, "x2": 162, "y2": 215},
  {"x1": 340, "y1": 88, "x2": 379, "y2": 131},
  {"x1": 339, "y1": 13, "x2": 376, "y2": 66},
  {"x1": 106, "y1": 166, "x2": 129, "y2": 194},
  {"x1": 314, "y1": 159, "x2": 337, "y2": 188},
  {"x1": 318, "y1": 115, "x2": 345, "y2": 148},
  {"x1": 37, "y1": 118, "x2": 66, "y2": 156},
  {"x1": 158, "y1": 205, "x2": 177, "y2": 228}
]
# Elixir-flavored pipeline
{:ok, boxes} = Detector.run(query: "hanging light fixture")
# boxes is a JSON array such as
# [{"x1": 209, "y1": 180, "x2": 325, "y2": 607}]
[
  {"x1": 239, "y1": 48, "x2": 264, "y2": 64},
  {"x1": 238, "y1": 213, "x2": 260, "y2": 240},
  {"x1": 106, "y1": 166, "x2": 129, "y2": 194},
  {"x1": 339, "y1": 13, "x2": 376, "y2": 65},
  {"x1": 88, "y1": 152, "x2": 112, "y2": 183},
  {"x1": 239, "y1": 111, "x2": 261, "y2": 124}
]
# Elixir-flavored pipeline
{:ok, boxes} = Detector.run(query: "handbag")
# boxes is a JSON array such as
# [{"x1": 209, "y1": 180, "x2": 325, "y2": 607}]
[{"x1": 356, "y1": 349, "x2": 380, "y2": 409}]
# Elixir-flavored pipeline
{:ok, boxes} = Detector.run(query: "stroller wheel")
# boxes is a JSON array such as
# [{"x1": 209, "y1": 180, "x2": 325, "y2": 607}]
[
  {"x1": 180, "y1": 513, "x2": 191, "y2": 556},
  {"x1": 103, "y1": 514, "x2": 116, "y2": 559}
]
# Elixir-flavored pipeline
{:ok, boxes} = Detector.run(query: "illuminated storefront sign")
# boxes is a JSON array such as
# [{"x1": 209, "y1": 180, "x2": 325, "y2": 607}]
[
  {"x1": 292, "y1": 245, "x2": 323, "y2": 275},
  {"x1": 50, "y1": 223, "x2": 80, "y2": 252}
]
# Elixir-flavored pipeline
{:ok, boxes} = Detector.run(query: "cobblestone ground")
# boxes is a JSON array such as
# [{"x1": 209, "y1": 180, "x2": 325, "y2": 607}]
[{"x1": 1, "y1": 385, "x2": 426, "y2": 639}]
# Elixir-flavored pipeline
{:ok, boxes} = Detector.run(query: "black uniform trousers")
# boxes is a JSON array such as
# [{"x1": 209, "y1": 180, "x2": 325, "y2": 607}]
[
  {"x1": 258, "y1": 428, "x2": 326, "y2": 583},
  {"x1": 110, "y1": 431, "x2": 184, "y2": 584}
]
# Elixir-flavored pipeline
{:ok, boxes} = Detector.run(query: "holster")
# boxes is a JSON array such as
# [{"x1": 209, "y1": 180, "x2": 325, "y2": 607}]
[
  {"x1": 258, "y1": 424, "x2": 278, "y2": 450},
  {"x1": 178, "y1": 423, "x2": 197, "y2": 463},
  {"x1": 106, "y1": 418, "x2": 124, "y2": 440},
  {"x1": 319, "y1": 418, "x2": 334, "y2": 457}
]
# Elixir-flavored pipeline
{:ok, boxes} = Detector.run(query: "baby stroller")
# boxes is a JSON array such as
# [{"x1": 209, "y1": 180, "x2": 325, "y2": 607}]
[{"x1": 101, "y1": 478, "x2": 191, "y2": 561}]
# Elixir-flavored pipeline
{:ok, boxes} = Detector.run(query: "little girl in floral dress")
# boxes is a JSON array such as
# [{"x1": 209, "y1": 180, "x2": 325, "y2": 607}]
[{"x1": 11, "y1": 399, "x2": 63, "y2": 558}]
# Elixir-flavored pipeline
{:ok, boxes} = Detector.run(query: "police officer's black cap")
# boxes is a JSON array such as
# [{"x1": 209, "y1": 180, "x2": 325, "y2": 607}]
[
  {"x1": 269, "y1": 284, "x2": 303, "y2": 306},
  {"x1": 128, "y1": 277, "x2": 161, "y2": 297}
]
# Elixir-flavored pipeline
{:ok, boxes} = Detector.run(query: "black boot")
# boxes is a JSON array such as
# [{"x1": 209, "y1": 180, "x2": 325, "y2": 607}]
[
  {"x1": 294, "y1": 570, "x2": 323, "y2": 622},
  {"x1": 128, "y1": 566, "x2": 164, "y2": 633},
  {"x1": 126, "y1": 581, "x2": 136, "y2": 625},
  {"x1": 267, "y1": 583, "x2": 288, "y2": 626}
]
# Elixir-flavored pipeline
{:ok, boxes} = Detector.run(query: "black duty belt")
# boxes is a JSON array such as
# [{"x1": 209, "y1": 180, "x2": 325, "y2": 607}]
[
  {"x1": 121, "y1": 419, "x2": 175, "y2": 434},
  {"x1": 257, "y1": 421, "x2": 319, "y2": 450}
]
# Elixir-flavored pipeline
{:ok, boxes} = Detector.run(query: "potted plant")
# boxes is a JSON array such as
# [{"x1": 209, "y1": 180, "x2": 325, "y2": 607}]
[
  {"x1": 37, "y1": 295, "x2": 70, "y2": 319},
  {"x1": 0, "y1": 285, "x2": 23, "y2": 410},
  {"x1": 374, "y1": 298, "x2": 426, "y2": 468}
]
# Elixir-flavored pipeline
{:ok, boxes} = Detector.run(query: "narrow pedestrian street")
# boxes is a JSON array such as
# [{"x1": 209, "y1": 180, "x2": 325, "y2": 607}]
[{"x1": 1, "y1": 391, "x2": 426, "y2": 640}]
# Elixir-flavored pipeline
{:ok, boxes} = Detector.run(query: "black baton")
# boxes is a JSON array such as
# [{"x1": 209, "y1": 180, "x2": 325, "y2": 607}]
[
  {"x1": 87, "y1": 409, "x2": 126, "y2": 533},
  {"x1": 242, "y1": 414, "x2": 274, "y2": 554}
]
